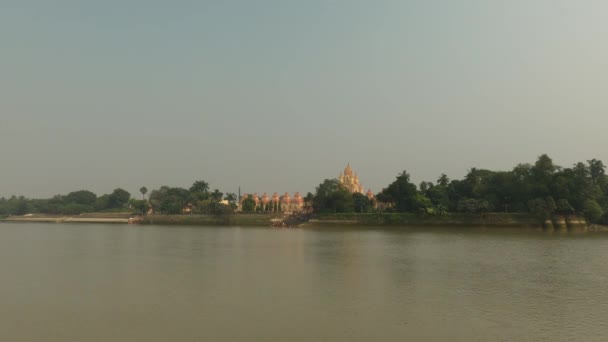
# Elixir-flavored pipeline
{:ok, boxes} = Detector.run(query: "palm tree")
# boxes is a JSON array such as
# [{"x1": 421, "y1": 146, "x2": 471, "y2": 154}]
[
  {"x1": 140, "y1": 186, "x2": 148, "y2": 200},
  {"x1": 210, "y1": 189, "x2": 223, "y2": 202},
  {"x1": 437, "y1": 174, "x2": 450, "y2": 187},
  {"x1": 190, "y1": 180, "x2": 210, "y2": 194},
  {"x1": 588, "y1": 159, "x2": 606, "y2": 185},
  {"x1": 224, "y1": 193, "x2": 237, "y2": 204},
  {"x1": 465, "y1": 168, "x2": 481, "y2": 187}
]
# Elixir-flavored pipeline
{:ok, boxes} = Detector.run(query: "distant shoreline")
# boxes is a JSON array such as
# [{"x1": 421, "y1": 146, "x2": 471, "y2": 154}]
[
  {"x1": 3, "y1": 217, "x2": 130, "y2": 224},
  {"x1": 2, "y1": 213, "x2": 597, "y2": 232},
  {"x1": 1, "y1": 213, "x2": 133, "y2": 224}
]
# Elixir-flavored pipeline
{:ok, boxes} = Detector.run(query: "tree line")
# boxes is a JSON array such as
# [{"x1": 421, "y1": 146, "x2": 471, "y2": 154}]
[
  {"x1": 0, "y1": 188, "x2": 135, "y2": 216},
  {"x1": 3, "y1": 154, "x2": 607, "y2": 224},
  {"x1": 312, "y1": 155, "x2": 608, "y2": 224},
  {"x1": 0, "y1": 181, "x2": 238, "y2": 217},
  {"x1": 148, "y1": 181, "x2": 237, "y2": 215}
]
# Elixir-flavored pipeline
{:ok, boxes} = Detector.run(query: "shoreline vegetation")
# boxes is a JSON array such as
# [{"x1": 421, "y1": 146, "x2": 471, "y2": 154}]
[
  {"x1": 1, "y1": 212, "x2": 133, "y2": 224},
  {"x1": 2, "y1": 154, "x2": 608, "y2": 231},
  {"x1": 140, "y1": 212, "x2": 591, "y2": 230},
  {"x1": 0, "y1": 212, "x2": 597, "y2": 232}
]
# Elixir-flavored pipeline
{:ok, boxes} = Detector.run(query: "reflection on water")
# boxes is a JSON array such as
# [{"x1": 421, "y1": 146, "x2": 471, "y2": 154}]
[{"x1": 0, "y1": 223, "x2": 607, "y2": 341}]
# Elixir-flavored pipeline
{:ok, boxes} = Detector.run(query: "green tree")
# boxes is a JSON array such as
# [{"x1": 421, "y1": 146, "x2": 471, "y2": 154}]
[
  {"x1": 190, "y1": 180, "x2": 210, "y2": 201},
  {"x1": 583, "y1": 199, "x2": 604, "y2": 223},
  {"x1": 426, "y1": 184, "x2": 451, "y2": 209},
  {"x1": 14, "y1": 197, "x2": 29, "y2": 216},
  {"x1": 352, "y1": 193, "x2": 371, "y2": 213},
  {"x1": 556, "y1": 199, "x2": 575, "y2": 215},
  {"x1": 210, "y1": 189, "x2": 223, "y2": 202},
  {"x1": 160, "y1": 187, "x2": 191, "y2": 214},
  {"x1": 64, "y1": 190, "x2": 97, "y2": 206},
  {"x1": 140, "y1": 186, "x2": 148, "y2": 200},
  {"x1": 208, "y1": 201, "x2": 233, "y2": 216},
  {"x1": 534, "y1": 154, "x2": 557, "y2": 177},
  {"x1": 419, "y1": 181, "x2": 433, "y2": 193},
  {"x1": 195, "y1": 200, "x2": 233, "y2": 216},
  {"x1": 129, "y1": 199, "x2": 148, "y2": 214},
  {"x1": 527, "y1": 197, "x2": 556, "y2": 222},
  {"x1": 94, "y1": 194, "x2": 110, "y2": 211},
  {"x1": 242, "y1": 197, "x2": 256, "y2": 213},
  {"x1": 532, "y1": 154, "x2": 557, "y2": 197},
  {"x1": 588, "y1": 159, "x2": 606, "y2": 185},
  {"x1": 304, "y1": 192, "x2": 314, "y2": 204},
  {"x1": 148, "y1": 186, "x2": 191, "y2": 214},
  {"x1": 190, "y1": 180, "x2": 209, "y2": 193},
  {"x1": 414, "y1": 193, "x2": 434, "y2": 214},
  {"x1": 149, "y1": 187, "x2": 168, "y2": 211},
  {"x1": 437, "y1": 174, "x2": 450, "y2": 187},
  {"x1": 108, "y1": 188, "x2": 131, "y2": 208},
  {"x1": 224, "y1": 193, "x2": 237, "y2": 204},
  {"x1": 60, "y1": 204, "x2": 91, "y2": 215},
  {"x1": 312, "y1": 179, "x2": 354, "y2": 213},
  {"x1": 0, "y1": 197, "x2": 7, "y2": 216},
  {"x1": 377, "y1": 171, "x2": 419, "y2": 212},
  {"x1": 458, "y1": 198, "x2": 490, "y2": 215}
]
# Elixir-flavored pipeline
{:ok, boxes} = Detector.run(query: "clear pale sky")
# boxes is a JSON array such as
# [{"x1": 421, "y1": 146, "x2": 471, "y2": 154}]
[{"x1": 1, "y1": 0, "x2": 607, "y2": 198}]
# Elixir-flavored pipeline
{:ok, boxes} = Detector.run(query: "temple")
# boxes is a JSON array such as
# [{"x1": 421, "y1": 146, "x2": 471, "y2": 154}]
[
  {"x1": 339, "y1": 163, "x2": 375, "y2": 201},
  {"x1": 238, "y1": 192, "x2": 306, "y2": 213},
  {"x1": 339, "y1": 163, "x2": 364, "y2": 194}
]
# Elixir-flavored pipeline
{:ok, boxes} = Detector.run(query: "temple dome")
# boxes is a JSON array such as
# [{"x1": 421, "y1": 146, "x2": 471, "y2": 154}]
[
  {"x1": 344, "y1": 163, "x2": 353, "y2": 176},
  {"x1": 338, "y1": 163, "x2": 367, "y2": 194},
  {"x1": 293, "y1": 192, "x2": 303, "y2": 204}
]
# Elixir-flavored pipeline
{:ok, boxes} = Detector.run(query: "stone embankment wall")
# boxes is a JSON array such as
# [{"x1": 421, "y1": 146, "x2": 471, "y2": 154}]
[
  {"x1": 309, "y1": 213, "x2": 591, "y2": 231},
  {"x1": 308, "y1": 213, "x2": 541, "y2": 228},
  {"x1": 543, "y1": 216, "x2": 588, "y2": 232}
]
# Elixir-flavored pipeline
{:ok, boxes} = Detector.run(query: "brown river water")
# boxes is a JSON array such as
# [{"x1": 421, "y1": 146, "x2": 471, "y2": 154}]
[{"x1": 1, "y1": 223, "x2": 607, "y2": 341}]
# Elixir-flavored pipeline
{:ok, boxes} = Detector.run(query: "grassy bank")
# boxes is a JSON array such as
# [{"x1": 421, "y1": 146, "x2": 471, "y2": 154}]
[
  {"x1": 308, "y1": 213, "x2": 543, "y2": 228},
  {"x1": 141, "y1": 212, "x2": 588, "y2": 229},
  {"x1": 2, "y1": 212, "x2": 589, "y2": 230},
  {"x1": 0, "y1": 212, "x2": 135, "y2": 224},
  {"x1": 140, "y1": 214, "x2": 282, "y2": 226}
]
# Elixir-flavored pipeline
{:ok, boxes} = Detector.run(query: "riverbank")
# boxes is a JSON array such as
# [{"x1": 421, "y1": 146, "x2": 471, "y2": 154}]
[
  {"x1": 141, "y1": 212, "x2": 588, "y2": 230},
  {"x1": 588, "y1": 224, "x2": 608, "y2": 232},
  {"x1": 140, "y1": 214, "x2": 283, "y2": 226},
  {"x1": 2, "y1": 212, "x2": 591, "y2": 231},
  {"x1": 1, "y1": 213, "x2": 134, "y2": 224},
  {"x1": 139, "y1": 213, "x2": 542, "y2": 228},
  {"x1": 305, "y1": 213, "x2": 539, "y2": 228},
  {"x1": 304, "y1": 213, "x2": 589, "y2": 231}
]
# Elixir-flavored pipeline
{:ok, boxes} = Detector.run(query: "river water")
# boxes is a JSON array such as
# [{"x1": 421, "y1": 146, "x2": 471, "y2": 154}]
[{"x1": 1, "y1": 223, "x2": 607, "y2": 341}]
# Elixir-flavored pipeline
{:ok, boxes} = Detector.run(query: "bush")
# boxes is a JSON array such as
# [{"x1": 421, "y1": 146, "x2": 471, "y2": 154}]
[
  {"x1": 129, "y1": 199, "x2": 148, "y2": 214},
  {"x1": 583, "y1": 199, "x2": 604, "y2": 223},
  {"x1": 59, "y1": 204, "x2": 94, "y2": 215}
]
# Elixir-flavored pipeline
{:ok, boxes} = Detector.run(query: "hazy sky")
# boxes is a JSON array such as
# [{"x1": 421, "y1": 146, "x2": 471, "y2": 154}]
[{"x1": 2, "y1": 0, "x2": 607, "y2": 198}]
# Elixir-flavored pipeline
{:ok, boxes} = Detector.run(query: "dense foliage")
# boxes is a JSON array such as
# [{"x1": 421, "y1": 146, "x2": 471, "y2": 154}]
[
  {"x1": 312, "y1": 155, "x2": 608, "y2": 224},
  {"x1": 3, "y1": 155, "x2": 608, "y2": 224},
  {"x1": 0, "y1": 179, "x2": 237, "y2": 217},
  {"x1": 310, "y1": 179, "x2": 374, "y2": 214},
  {"x1": 0, "y1": 188, "x2": 132, "y2": 216},
  {"x1": 146, "y1": 182, "x2": 236, "y2": 215}
]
